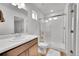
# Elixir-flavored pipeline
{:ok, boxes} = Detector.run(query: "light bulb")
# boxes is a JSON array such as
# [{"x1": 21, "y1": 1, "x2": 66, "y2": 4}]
[
  {"x1": 49, "y1": 18, "x2": 52, "y2": 21},
  {"x1": 11, "y1": 3, "x2": 17, "y2": 6},
  {"x1": 53, "y1": 17, "x2": 58, "y2": 20},
  {"x1": 18, "y1": 3, "x2": 22, "y2": 9},
  {"x1": 18, "y1": 3, "x2": 25, "y2": 9}
]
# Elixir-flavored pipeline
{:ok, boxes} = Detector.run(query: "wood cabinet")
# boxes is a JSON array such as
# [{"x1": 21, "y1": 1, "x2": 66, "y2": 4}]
[
  {"x1": 19, "y1": 52, "x2": 26, "y2": 56},
  {"x1": 29, "y1": 44, "x2": 38, "y2": 56},
  {"x1": 18, "y1": 50, "x2": 29, "y2": 56},
  {"x1": 25, "y1": 50, "x2": 29, "y2": 56},
  {"x1": 0, "y1": 38, "x2": 38, "y2": 56}
]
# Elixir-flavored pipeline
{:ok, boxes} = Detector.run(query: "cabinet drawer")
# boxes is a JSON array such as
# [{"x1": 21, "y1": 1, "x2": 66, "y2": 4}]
[
  {"x1": 4, "y1": 43, "x2": 28, "y2": 56},
  {"x1": 2, "y1": 38, "x2": 38, "y2": 56}
]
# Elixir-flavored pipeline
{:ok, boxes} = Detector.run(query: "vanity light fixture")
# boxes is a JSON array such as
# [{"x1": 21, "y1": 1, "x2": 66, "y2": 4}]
[
  {"x1": 18, "y1": 3, "x2": 25, "y2": 9},
  {"x1": 11, "y1": 3, "x2": 25, "y2": 9},
  {"x1": 11, "y1": 3, "x2": 17, "y2": 6}
]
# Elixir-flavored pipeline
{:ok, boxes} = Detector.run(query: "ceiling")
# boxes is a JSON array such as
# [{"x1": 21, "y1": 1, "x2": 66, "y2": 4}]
[{"x1": 31, "y1": 3, "x2": 67, "y2": 15}]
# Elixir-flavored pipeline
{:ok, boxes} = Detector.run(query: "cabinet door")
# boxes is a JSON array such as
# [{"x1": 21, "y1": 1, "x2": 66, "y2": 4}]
[
  {"x1": 25, "y1": 50, "x2": 29, "y2": 56},
  {"x1": 19, "y1": 50, "x2": 29, "y2": 56},
  {"x1": 29, "y1": 44, "x2": 38, "y2": 56},
  {"x1": 19, "y1": 52, "x2": 26, "y2": 56}
]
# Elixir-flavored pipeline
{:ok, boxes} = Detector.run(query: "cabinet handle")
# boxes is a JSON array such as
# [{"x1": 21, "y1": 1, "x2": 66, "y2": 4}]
[
  {"x1": 70, "y1": 50, "x2": 73, "y2": 54},
  {"x1": 70, "y1": 30, "x2": 74, "y2": 33}
]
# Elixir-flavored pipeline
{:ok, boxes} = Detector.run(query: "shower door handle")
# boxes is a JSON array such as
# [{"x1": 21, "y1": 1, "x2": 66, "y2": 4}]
[
  {"x1": 70, "y1": 30, "x2": 74, "y2": 33},
  {"x1": 70, "y1": 50, "x2": 73, "y2": 54}
]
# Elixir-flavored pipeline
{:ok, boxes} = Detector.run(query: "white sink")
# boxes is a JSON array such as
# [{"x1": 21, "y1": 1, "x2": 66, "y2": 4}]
[{"x1": 9, "y1": 36, "x2": 25, "y2": 42}]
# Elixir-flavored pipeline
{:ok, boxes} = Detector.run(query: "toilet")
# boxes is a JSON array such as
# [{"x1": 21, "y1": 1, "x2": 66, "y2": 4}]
[
  {"x1": 38, "y1": 42, "x2": 48, "y2": 55},
  {"x1": 38, "y1": 42, "x2": 65, "y2": 56}
]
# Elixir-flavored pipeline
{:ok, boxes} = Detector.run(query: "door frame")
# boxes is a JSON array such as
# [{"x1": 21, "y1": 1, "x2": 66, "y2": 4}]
[{"x1": 65, "y1": 3, "x2": 77, "y2": 56}]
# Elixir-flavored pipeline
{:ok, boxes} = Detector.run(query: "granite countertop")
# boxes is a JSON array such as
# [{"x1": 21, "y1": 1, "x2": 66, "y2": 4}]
[{"x1": 0, "y1": 34, "x2": 38, "y2": 54}]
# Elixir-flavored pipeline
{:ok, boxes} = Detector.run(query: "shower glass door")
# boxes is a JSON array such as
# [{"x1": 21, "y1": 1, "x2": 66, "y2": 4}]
[{"x1": 39, "y1": 3, "x2": 77, "y2": 56}]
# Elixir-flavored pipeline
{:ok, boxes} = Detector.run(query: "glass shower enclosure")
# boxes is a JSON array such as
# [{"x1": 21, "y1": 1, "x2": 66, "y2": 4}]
[{"x1": 38, "y1": 3, "x2": 77, "y2": 56}]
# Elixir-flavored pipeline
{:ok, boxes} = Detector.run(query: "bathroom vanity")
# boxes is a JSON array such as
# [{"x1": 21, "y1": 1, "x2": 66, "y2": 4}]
[{"x1": 0, "y1": 34, "x2": 38, "y2": 56}]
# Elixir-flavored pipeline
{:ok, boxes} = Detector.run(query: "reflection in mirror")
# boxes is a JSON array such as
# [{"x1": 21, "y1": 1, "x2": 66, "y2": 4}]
[
  {"x1": 0, "y1": 10, "x2": 5, "y2": 22},
  {"x1": 14, "y1": 16, "x2": 24, "y2": 33}
]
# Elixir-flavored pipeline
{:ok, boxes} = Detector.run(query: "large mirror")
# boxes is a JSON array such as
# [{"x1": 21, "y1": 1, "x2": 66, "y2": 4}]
[{"x1": 14, "y1": 16, "x2": 24, "y2": 33}]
